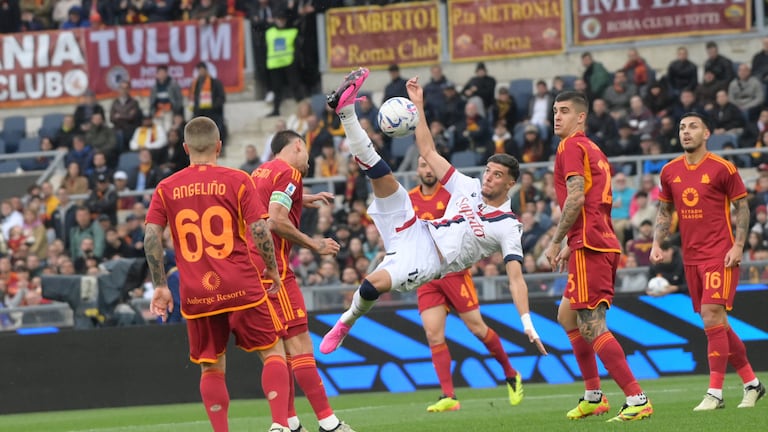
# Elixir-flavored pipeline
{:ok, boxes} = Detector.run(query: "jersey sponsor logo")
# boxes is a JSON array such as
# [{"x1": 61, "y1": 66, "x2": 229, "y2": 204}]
[
  {"x1": 701, "y1": 174, "x2": 710, "y2": 184},
  {"x1": 436, "y1": 201, "x2": 445, "y2": 210},
  {"x1": 681, "y1": 187, "x2": 699, "y2": 207},
  {"x1": 673, "y1": 176, "x2": 681, "y2": 183},
  {"x1": 202, "y1": 271, "x2": 221, "y2": 291},
  {"x1": 457, "y1": 197, "x2": 485, "y2": 237}
]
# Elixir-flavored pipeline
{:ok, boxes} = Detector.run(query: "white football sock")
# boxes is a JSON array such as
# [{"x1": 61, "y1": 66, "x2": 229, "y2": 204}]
[
  {"x1": 287, "y1": 416, "x2": 301, "y2": 431},
  {"x1": 626, "y1": 392, "x2": 647, "y2": 406},
  {"x1": 584, "y1": 389, "x2": 602, "y2": 402},
  {"x1": 707, "y1": 388, "x2": 723, "y2": 400},
  {"x1": 338, "y1": 106, "x2": 381, "y2": 168},
  {"x1": 318, "y1": 414, "x2": 340, "y2": 431},
  {"x1": 340, "y1": 290, "x2": 376, "y2": 325}
]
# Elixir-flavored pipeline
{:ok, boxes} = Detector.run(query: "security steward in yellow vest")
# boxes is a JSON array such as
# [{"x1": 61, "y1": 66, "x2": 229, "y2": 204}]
[{"x1": 265, "y1": 12, "x2": 301, "y2": 117}]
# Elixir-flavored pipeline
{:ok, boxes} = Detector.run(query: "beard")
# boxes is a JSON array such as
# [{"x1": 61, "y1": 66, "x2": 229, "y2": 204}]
[{"x1": 420, "y1": 176, "x2": 437, "y2": 187}]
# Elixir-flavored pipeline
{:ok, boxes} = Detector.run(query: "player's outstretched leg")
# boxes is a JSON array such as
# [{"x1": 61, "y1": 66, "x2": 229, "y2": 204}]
[{"x1": 320, "y1": 277, "x2": 384, "y2": 354}]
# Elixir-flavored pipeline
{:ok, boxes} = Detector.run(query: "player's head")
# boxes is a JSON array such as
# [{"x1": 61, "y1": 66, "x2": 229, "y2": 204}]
[
  {"x1": 183, "y1": 117, "x2": 221, "y2": 157},
  {"x1": 271, "y1": 130, "x2": 309, "y2": 175},
  {"x1": 483, "y1": 154, "x2": 519, "y2": 204},
  {"x1": 678, "y1": 112, "x2": 711, "y2": 154},
  {"x1": 553, "y1": 91, "x2": 589, "y2": 138},
  {"x1": 416, "y1": 156, "x2": 437, "y2": 187}
]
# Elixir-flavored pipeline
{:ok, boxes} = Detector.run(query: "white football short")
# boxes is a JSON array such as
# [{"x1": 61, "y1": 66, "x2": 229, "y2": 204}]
[{"x1": 368, "y1": 185, "x2": 442, "y2": 292}]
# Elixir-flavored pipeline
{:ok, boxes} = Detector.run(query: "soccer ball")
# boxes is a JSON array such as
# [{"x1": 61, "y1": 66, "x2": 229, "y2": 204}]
[
  {"x1": 647, "y1": 276, "x2": 669, "y2": 295},
  {"x1": 378, "y1": 97, "x2": 419, "y2": 138}
]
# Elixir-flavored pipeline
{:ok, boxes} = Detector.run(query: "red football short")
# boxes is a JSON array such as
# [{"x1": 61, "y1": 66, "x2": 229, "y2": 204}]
[
  {"x1": 417, "y1": 270, "x2": 479, "y2": 313},
  {"x1": 186, "y1": 298, "x2": 282, "y2": 364},
  {"x1": 685, "y1": 262, "x2": 738, "y2": 313},
  {"x1": 268, "y1": 274, "x2": 309, "y2": 339},
  {"x1": 565, "y1": 248, "x2": 618, "y2": 310}
]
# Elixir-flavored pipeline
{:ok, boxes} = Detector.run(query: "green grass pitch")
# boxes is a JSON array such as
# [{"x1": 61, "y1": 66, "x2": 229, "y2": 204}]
[{"x1": 4, "y1": 374, "x2": 766, "y2": 431}]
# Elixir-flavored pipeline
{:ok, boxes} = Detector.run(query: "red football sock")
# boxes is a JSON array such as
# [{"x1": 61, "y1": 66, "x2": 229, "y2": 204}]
[
  {"x1": 285, "y1": 354, "x2": 297, "y2": 419},
  {"x1": 430, "y1": 343, "x2": 455, "y2": 397},
  {"x1": 200, "y1": 369, "x2": 229, "y2": 432},
  {"x1": 481, "y1": 328, "x2": 516, "y2": 378},
  {"x1": 592, "y1": 332, "x2": 643, "y2": 397},
  {"x1": 262, "y1": 355, "x2": 290, "y2": 427},
  {"x1": 567, "y1": 329, "x2": 600, "y2": 390},
  {"x1": 292, "y1": 353, "x2": 334, "y2": 420},
  {"x1": 705, "y1": 324, "x2": 729, "y2": 390},
  {"x1": 727, "y1": 327, "x2": 757, "y2": 383}
]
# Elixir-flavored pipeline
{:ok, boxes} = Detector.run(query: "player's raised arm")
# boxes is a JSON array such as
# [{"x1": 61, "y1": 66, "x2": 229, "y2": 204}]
[
  {"x1": 505, "y1": 259, "x2": 547, "y2": 355},
  {"x1": 407, "y1": 77, "x2": 451, "y2": 180}
]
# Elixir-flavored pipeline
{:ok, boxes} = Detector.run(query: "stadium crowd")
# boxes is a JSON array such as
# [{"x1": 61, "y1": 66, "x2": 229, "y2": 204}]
[{"x1": 4, "y1": 2, "x2": 768, "y2": 324}]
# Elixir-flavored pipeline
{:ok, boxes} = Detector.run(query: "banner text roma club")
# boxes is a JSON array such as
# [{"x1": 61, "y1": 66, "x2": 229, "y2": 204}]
[
  {"x1": 574, "y1": 0, "x2": 750, "y2": 45},
  {"x1": 0, "y1": 19, "x2": 244, "y2": 108},
  {"x1": 326, "y1": 2, "x2": 441, "y2": 71},
  {"x1": 448, "y1": 0, "x2": 564, "y2": 62}
]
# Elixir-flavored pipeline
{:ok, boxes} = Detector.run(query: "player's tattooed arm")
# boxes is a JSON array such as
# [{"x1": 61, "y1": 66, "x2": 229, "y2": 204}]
[
  {"x1": 552, "y1": 175, "x2": 585, "y2": 244},
  {"x1": 251, "y1": 219, "x2": 278, "y2": 271},
  {"x1": 577, "y1": 304, "x2": 608, "y2": 343},
  {"x1": 144, "y1": 223, "x2": 167, "y2": 288},
  {"x1": 653, "y1": 200, "x2": 675, "y2": 245},
  {"x1": 732, "y1": 197, "x2": 750, "y2": 248}
]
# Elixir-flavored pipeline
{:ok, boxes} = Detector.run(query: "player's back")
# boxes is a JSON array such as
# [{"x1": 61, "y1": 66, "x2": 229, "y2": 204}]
[
  {"x1": 251, "y1": 158, "x2": 304, "y2": 277},
  {"x1": 554, "y1": 132, "x2": 620, "y2": 252},
  {"x1": 658, "y1": 153, "x2": 747, "y2": 264},
  {"x1": 149, "y1": 165, "x2": 267, "y2": 318}
]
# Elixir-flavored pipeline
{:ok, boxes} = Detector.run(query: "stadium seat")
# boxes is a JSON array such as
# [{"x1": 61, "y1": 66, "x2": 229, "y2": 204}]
[
  {"x1": 707, "y1": 133, "x2": 738, "y2": 151},
  {"x1": 0, "y1": 138, "x2": 5, "y2": 154},
  {"x1": 117, "y1": 151, "x2": 140, "y2": 174},
  {"x1": 450, "y1": 150, "x2": 479, "y2": 168},
  {"x1": 559, "y1": 75, "x2": 579, "y2": 90},
  {"x1": 509, "y1": 79, "x2": 533, "y2": 121},
  {"x1": 17, "y1": 137, "x2": 40, "y2": 154},
  {"x1": 391, "y1": 135, "x2": 415, "y2": 159},
  {"x1": 38, "y1": 113, "x2": 65, "y2": 139},
  {"x1": 310, "y1": 93, "x2": 328, "y2": 118},
  {"x1": 0, "y1": 159, "x2": 21, "y2": 174},
  {"x1": 1, "y1": 116, "x2": 27, "y2": 153}
]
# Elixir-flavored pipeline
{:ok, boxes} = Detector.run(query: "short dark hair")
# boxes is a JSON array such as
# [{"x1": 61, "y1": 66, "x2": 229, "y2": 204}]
[
  {"x1": 157, "y1": 65, "x2": 168, "y2": 72},
  {"x1": 486, "y1": 153, "x2": 520, "y2": 180},
  {"x1": 706, "y1": 41, "x2": 718, "y2": 49},
  {"x1": 680, "y1": 112, "x2": 711, "y2": 132},
  {"x1": 271, "y1": 130, "x2": 304, "y2": 155},
  {"x1": 581, "y1": 52, "x2": 592, "y2": 59},
  {"x1": 555, "y1": 91, "x2": 589, "y2": 113}
]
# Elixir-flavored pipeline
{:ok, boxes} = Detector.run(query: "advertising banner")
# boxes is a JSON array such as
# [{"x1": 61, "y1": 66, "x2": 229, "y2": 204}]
[
  {"x1": 0, "y1": 29, "x2": 90, "y2": 107},
  {"x1": 86, "y1": 19, "x2": 244, "y2": 96},
  {"x1": 326, "y1": 2, "x2": 440, "y2": 71},
  {"x1": 573, "y1": 0, "x2": 751, "y2": 45},
  {"x1": 0, "y1": 19, "x2": 244, "y2": 108},
  {"x1": 448, "y1": 0, "x2": 565, "y2": 62}
]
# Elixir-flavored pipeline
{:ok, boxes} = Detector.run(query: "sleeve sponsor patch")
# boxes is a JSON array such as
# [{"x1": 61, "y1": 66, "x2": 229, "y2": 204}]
[
  {"x1": 270, "y1": 191, "x2": 293, "y2": 209},
  {"x1": 285, "y1": 182, "x2": 297, "y2": 196}
]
